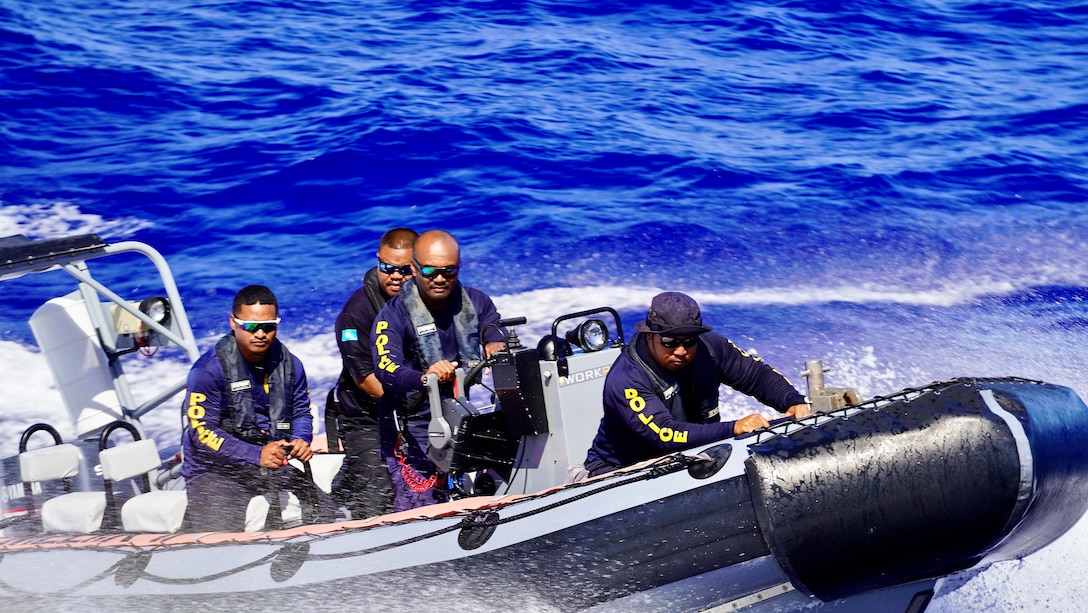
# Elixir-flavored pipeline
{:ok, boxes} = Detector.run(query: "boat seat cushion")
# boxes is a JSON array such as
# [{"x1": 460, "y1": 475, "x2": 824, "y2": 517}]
[
  {"x1": 245, "y1": 492, "x2": 302, "y2": 532},
  {"x1": 122, "y1": 490, "x2": 188, "y2": 533},
  {"x1": 99, "y1": 439, "x2": 162, "y2": 482},
  {"x1": 19, "y1": 443, "x2": 81, "y2": 482},
  {"x1": 41, "y1": 491, "x2": 106, "y2": 533},
  {"x1": 293, "y1": 455, "x2": 343, "y2": 494}
]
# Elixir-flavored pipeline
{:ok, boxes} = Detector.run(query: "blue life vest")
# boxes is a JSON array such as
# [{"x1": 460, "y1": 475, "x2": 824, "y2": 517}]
[
  {"x1": 215, "y1": 333, "x2": 295, "y2": 443},
  {"x1": 399, "y1": 278, "x2": 483, "y2": 370}
]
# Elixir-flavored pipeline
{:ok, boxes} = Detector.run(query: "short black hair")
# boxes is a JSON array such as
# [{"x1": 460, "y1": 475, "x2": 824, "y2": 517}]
[
  {"x1": 380, "y1": 227, "x2": 418, "y2": 251},
  {"x1": 233, "y1": 285, "x2": 278, "y2": 315}
]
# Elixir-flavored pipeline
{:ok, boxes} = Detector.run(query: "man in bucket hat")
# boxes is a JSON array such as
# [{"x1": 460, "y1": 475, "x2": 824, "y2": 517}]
[{"x1": 583, "y1": 292, "x2": 810, "y2": 476}]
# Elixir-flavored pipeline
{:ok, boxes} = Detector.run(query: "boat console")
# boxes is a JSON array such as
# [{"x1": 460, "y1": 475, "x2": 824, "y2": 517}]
[{"x1": 426, "y1": 308, "x2": 625, "y2": 496}]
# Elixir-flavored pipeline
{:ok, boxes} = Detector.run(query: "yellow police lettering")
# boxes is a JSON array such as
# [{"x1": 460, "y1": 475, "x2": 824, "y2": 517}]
[
  {"x1": 373, "y1": 319, "x2": 399, "y2": 373},
  {"x1": 187, "y1": 391, "x2": 224, "y2": 451},
  {"x1": 375, "y1": 320, "x2": 390, "y2": 355},
  {"x1": 624, "y1": 388, "x2": 692, "y2": 445},
  {"x1": 728, "y1": 339, "x2": 754, "y2": 359},
  {"x1": 377, "y1": 354, "x2": 399, "y2": 374}
]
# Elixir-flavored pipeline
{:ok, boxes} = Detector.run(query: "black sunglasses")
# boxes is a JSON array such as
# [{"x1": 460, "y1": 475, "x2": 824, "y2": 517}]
[
  {"x1": 413, "y1": 259, "x2": 460, "y2": 279},
  {"x1": 659, "y1": 336, "x2": 699, "y2": 349},
  {"x1": 378, "y1": 261, "x2": 413, "y2": 276},
  {"x1": 233, "y1": 317, "x2": 280, "y2": 334}
]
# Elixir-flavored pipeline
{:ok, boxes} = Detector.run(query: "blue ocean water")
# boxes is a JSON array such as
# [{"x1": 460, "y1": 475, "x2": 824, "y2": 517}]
[{"x1": 1, "y1": 0, "x2": 1087, "y2": 610}]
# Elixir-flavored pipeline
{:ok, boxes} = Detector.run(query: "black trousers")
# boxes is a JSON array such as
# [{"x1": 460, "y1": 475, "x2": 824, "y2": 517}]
[
  {"x1": 185, "y1": 463, "x2": 334, "y2": 532},
  {"x1": 331, "y1": 414, "x2": 395, "y2": 519}
]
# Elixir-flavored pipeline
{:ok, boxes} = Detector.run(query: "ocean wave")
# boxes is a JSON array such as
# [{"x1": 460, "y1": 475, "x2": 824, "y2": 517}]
[
  {"x1": 0, "y1": 202, "x2": 151, "y2": 240},
  {"x1": 491, "y1": 279, "x2": 1026, "y2": 318}
]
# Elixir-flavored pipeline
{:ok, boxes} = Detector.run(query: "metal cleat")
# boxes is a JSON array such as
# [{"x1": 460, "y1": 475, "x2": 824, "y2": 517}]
[{"x1": 801, "y1": 360, "x2": 862, "y2": 413}]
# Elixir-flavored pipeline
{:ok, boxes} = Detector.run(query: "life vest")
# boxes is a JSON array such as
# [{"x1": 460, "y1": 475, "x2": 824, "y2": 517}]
[
  {"x1": 215, "y1": 333, "x2": 295, "y2": 444},
  {"x1": 332, "y1": 266, "x2": 389, "y2": 414},
  {"x1": 625, "y1": 332, "x2": 720, "y2": 423},
  {"x1": 399, "y1": 278, "x2": 482, "y2": 371},
  {"x1": 362, "y1": 266, "x2": 387, "y2": 313}
]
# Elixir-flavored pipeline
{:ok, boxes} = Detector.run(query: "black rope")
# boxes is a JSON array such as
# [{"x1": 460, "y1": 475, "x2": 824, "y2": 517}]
[
  {"x1": 29, "y1": 452, "x2": 695, "y2": 591},
  {"x1": 136, "y1": 550, "x2": 281, "y2": 585},
  {"x1": 302, "y1": 453, "x2": 693, "y2": 561},
  {"x1": 0, "y1": 555, "x2": 128, "y2": 595}
]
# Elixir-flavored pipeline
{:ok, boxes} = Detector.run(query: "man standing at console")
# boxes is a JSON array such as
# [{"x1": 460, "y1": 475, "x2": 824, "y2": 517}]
[
  {"x1": 372, "y1": 230, "x2": 505, "y2": 511},
  {"x1": 182, "y1": 285, "x2": 325, "y2": 531},
  {"x1": 331, "y1": 227, "x2": 417, "y2": 518},
  {"x1": 584, "y1": 292, "x2": 810, "y2": 476}
]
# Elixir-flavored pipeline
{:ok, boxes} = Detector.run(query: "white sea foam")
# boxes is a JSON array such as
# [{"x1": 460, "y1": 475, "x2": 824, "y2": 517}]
[
  {"x1": 0, "y1": 338, "x2": 190, "y2": 457},
  {"x1": 0, "y1": 330, "x2": 347, "y2": 458},
  {"x1": 930, "y1": 513, "x2": 1088, "y2": 612},
  {"x1": 0, "y1": 202, "x2": 152, "y2": 240},
  {"x1": 276, "y1": 331, "x2": 343, "y2": 393},
  {"x1": 0, "y1": 340, "x2": 71, "y2": 453},
  {"x1": 493, "y1": 279, "x2": 1026, "y2": 313}
]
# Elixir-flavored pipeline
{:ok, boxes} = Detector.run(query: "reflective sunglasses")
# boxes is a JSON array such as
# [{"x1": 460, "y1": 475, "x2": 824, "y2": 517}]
[
  {"x1": 378, "y1": 261, "x2": 413, "y2": 276},
  {"x1": 233, "y1": 317, "x2": 280, "y2": 334},
  {"x1": 413, "y1": 259, "x2": 460, "y2": 279},
  {"x1": 659, "y1": 335, "x2": 699, "y2": 349}
]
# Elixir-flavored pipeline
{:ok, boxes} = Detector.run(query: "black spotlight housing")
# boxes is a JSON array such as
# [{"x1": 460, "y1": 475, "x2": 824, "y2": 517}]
[
  {"x1": 565, "y1": 318, "x2": 609, "y2": 353},
  {"x1": 138, "y1": 296, "x2": 171, "y2": 328}
]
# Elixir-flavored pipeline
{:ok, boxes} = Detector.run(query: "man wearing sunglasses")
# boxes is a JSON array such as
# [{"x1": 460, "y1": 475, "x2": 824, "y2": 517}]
[
  {"x1": 583, "y1": 292, "x2": 810, "y2": 477},
  {"x1": 331, "y1": 227, "x2": 418, "y2": 519},
  {"x1": 372, "y1": 230, "x2": 506, "y2": 511},
  {"x1": 181, "y1": 285, "x2": 330, "y2": 531}
]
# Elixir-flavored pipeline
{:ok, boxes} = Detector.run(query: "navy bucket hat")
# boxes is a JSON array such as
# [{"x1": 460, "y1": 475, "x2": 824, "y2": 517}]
[{"x1": 635, "y1": 292, "x2": 713, "y2": 336}]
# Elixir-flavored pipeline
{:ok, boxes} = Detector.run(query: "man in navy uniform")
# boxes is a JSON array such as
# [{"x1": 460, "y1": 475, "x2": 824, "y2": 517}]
[
  {"x1": 331, "y1": 227, "x2": 417, "y2": 519},
  {"x1": 584, "y1": 292, "x2": 810, "y2": 476},
  {"x1": 182, "y1": 285, "x2": 329, "y2": 531},
  {"x1": 372, "y1": 230, "x2": 505, "y2": 511}
]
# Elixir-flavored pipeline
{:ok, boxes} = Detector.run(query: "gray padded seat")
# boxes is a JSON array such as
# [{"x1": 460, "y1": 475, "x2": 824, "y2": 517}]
[
  {"x1": 101, "y1": 439, "x2": 187, "y2": 533},
  {"x1": 19, "y1": 443, "x2": 107, "y2": 534}
]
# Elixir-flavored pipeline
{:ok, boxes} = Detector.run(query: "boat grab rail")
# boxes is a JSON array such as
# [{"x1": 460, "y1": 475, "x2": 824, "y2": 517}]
[
  {"x1": 289, "y1": 452, "x2": 704, "y2": 564},
  {"x1": 744, "y1": 376, "x2": 1046, "y2": 445}
]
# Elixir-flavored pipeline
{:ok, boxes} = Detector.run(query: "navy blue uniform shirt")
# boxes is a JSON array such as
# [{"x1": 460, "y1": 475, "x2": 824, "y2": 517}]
[
  {"x1": 182, "y1": 346, "x2": 312, "y2": 483},
  {"x1": 585, "y1": 332, "x2": 805, "y2": 470},
  {"x1": 334, "y1": 267, "x2": 385, "y2": 420},
  {"x1": 371, "y1": 285, "x2": 504, "y2": 415}
]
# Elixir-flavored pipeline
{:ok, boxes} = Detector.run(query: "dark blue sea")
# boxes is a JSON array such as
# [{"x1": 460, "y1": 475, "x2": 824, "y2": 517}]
[{"x1": 1, "y1": 0, "x2": 1087, "y2": 610}]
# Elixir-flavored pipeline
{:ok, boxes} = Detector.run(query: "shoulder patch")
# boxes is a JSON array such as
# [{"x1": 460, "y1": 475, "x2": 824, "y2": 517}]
[{"x1": 341, "y1": 329, "x2": 359, "y2": 342}]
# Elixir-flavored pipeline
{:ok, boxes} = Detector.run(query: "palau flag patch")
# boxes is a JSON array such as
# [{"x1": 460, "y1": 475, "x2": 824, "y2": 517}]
[{"x1": 341, "y1": 329, "x2": 359, "y2": 342}]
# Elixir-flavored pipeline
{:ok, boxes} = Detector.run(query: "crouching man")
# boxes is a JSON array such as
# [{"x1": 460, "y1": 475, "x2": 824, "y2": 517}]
[{"x1": 584, "y1": 292, "x2": 810, "y2": 476}]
